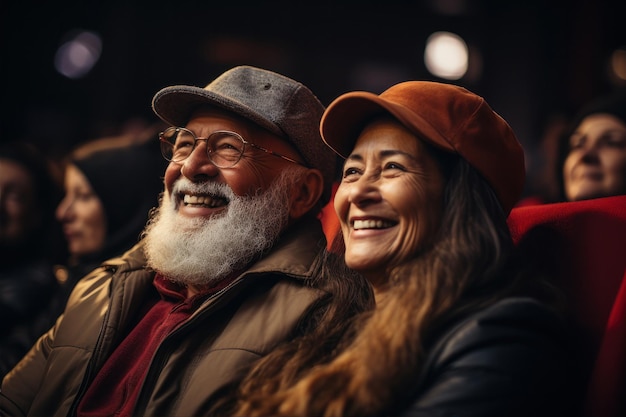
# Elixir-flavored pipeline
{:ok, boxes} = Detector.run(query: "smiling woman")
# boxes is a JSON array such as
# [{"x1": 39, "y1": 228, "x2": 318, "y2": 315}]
[
  {"x1": 558, "y1": 91, "x2": 626, "y2": 202},
  {"x1": 224, "y1": 80, "x2": 581, "y2": 417},
  {"x1": 332, "y1": 117, "x2": 449, "y2": 288}
]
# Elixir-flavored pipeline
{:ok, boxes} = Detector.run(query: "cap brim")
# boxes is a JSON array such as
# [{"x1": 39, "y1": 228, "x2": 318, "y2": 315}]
[
  {"x1": 152, "y1": 85, "x2": 284, "y2": 138},
  {"x1": 321, "y1": 91, "x2": 456, "y2": 159}
]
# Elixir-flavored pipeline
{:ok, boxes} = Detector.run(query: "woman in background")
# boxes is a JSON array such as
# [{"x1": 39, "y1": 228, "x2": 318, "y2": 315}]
[
  {"x1": 558, "y1": 90, "x2": 626, "y2": 202},
  {"x1": 0, "y1": 142, "x2": 66, "y2": 379},
  {"x1": 54, "y1": 133, "x2": 166, "y2": 298}
]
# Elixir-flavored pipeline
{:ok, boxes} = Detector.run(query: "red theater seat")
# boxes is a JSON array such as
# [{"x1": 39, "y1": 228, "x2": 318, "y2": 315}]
[{"x1": 508, "y1": 195, "x2": 626, "y2": 417}]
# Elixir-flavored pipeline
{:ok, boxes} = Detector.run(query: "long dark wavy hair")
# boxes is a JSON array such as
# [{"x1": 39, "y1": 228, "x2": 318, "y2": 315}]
[{"x1": 212, "y1": 155, "x2": 560, "y2": 417}]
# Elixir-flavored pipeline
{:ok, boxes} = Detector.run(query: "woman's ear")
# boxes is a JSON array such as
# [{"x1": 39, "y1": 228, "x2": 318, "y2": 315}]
[{"x1": 288, "y1": 168, "x2": 324, "y2": 220}]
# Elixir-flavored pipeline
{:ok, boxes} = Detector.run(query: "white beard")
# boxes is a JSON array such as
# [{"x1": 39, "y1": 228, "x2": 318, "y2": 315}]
[{"x1": 143, "y1": 169, "x2": 299, "y2": 287}]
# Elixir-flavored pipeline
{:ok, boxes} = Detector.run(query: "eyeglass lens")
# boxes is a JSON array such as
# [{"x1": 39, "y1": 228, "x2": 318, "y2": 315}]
[{"x1": 160, "y1": 128, "x2": 245, "y2": 167}]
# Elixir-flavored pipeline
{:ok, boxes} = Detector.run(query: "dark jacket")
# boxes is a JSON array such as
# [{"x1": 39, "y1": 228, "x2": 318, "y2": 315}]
[
  {"x1": 0, "y1": 259, "x2": 60, "y2": 379},
  {"x1": 0, "y1": 221, "x2": 331, "y2": 417},
  {"x1": 398, "y1": 297, "x2": 578, "y2": 417}
]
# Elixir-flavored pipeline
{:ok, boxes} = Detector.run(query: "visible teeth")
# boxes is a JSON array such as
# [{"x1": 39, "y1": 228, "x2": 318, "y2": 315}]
[
  {"x1": 353, "y1": 219, "x2": 393, "y2": 230},
  {"x1": 183, "y1": 194, "x2": 226, "y2": 207}
]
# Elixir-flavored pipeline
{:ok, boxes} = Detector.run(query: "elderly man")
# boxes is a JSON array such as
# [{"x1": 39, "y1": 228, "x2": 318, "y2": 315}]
[{"x1": 0, "y1": 66, "x2": 366, "y2": 417}]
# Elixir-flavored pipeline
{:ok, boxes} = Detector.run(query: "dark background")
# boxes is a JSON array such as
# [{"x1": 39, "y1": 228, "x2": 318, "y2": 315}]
[{"x1": 2, "y1": 0, "x2": 625, "y2": 200}]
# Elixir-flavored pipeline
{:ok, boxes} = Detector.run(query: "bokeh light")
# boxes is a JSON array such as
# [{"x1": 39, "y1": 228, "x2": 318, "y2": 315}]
[
  {"x1": 54, "y1": 31, "x2": 102, "y2": 79},
  {"x1": 424, "y1": 31, "x2": 468, "y2": 80}
]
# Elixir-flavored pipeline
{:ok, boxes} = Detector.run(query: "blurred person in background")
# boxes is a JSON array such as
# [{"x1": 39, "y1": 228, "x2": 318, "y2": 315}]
[
  {"x1": 53, "y1": 127, "x2": 166, "y2": 306},
  {"x1": 558, "y1": 90, "x2": 626, "y2": 202},
  {"x1": 0, "y1": 141, "x2": 66, "y2": 379}
]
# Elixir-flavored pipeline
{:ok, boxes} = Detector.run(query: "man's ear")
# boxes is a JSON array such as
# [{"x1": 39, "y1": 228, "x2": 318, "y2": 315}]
[{"x1": 289, "y1": 168, "x2": 324, "y2": 219}]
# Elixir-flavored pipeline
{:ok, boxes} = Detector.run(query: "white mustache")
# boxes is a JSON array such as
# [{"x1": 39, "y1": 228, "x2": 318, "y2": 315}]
[{"x1": 171, "y1": 177, "x2": 234, "y2": 199}]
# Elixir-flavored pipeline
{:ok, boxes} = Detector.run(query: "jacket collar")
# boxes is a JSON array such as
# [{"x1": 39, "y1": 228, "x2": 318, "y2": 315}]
[{"x1": 239, "y1": 218, "x2": 327, "y2": 281}]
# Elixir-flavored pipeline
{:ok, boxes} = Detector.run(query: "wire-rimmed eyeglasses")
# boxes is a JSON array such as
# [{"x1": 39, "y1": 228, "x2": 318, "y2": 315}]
[{"x1": 159, "y1": 127, "x2": 308, "y2": 168}]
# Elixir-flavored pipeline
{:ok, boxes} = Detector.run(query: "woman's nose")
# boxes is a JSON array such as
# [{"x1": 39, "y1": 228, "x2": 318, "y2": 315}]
[
  {"x1": 348, "y1": 174, "x2": 382, "y2": 206},
  {"x1": 579, "y1": 142, "x2": 600, "y2": 163},
  {"x1": 55, "y1": 197, "x2": 72, "y2": 221}
]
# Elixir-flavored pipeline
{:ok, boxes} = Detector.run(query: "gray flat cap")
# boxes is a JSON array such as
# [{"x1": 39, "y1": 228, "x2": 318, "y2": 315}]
[{"x1": 152, "y1": 65, "x2": 336, "y2": 205}]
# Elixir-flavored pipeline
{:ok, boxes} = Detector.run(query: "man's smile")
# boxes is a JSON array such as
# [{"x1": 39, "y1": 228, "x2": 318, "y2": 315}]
[{"x1": 181, "y1": 193, "x2": 229, "y2": 208}]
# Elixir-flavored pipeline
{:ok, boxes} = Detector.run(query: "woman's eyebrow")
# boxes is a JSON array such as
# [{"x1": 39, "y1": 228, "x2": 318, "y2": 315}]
[{"x1": 346, "y1": 149, "x2": 412, "y2": 161}]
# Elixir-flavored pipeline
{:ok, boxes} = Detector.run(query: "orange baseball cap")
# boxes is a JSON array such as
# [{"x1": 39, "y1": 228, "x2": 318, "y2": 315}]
[{"x1": 320, "y1": 81, "x2": 525, "y2": 215}]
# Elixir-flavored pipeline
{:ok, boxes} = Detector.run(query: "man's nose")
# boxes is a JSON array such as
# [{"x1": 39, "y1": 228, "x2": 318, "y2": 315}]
[{"x1": 180, "y1": 139, "x2": 220, "y2": 180}]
